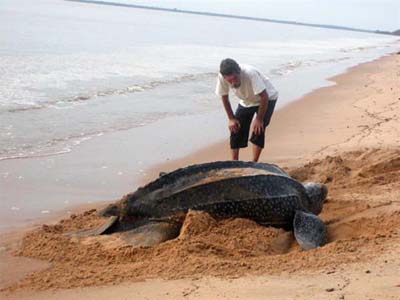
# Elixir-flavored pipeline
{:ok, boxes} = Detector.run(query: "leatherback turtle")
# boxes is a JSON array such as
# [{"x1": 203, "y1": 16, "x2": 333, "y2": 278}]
[{"x1": 79, "y1": 161, "x2": 328, "y2": 250}]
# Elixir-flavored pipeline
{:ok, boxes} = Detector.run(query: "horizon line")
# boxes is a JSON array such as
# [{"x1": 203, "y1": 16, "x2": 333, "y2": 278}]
[{"x1": 65, "y1": 0, "x2": 395, "y2": 36}]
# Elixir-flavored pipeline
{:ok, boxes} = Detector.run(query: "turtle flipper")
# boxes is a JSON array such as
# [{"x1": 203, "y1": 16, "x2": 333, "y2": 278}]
[
  {"x1": 121, "y1": 219, "x2": 181, "y2": 248},
  {"x1": 293, "y1": 211, "x2": 326, "y2": 250},
  {"x1": 66, "y1": 216, "x2": 120, "y2": 237}
]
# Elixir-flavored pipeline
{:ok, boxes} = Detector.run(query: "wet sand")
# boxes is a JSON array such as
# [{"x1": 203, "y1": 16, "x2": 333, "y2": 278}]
[{"x1": 1, "y1": 53, "x2": 400, "y2": 300}]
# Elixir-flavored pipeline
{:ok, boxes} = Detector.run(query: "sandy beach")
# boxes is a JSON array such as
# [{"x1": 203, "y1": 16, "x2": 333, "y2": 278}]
[{"x1": 1, "y1": 52, "x2": 399, "y2": 300}]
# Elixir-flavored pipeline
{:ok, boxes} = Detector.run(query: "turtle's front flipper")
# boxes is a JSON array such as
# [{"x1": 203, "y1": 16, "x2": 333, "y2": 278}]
[
  {"x1": 121, "y1": 219, "x2": 181, "y2": 248},
  {"x1": 293, "y1": 211, "x2": 326, "y2": 250},
  {"x1": 66, "y1": 216, "x2": 120, "y2": 237}
]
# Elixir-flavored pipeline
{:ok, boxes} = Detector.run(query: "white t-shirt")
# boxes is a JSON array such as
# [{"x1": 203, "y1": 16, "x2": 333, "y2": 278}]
[{"x1": 215, "y1": 64, "x2": 278, "y2": 107}]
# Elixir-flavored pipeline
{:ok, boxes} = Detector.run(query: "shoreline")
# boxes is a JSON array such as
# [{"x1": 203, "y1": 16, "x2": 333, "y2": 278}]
[
  {"x1": 0, "y1": 51, "x2": 397, "y2": 233},
  {"x1": 1, "y1": 52, "x2": 399, "y2": 299},
  {"x1": 0, "y1": 54, "x2": 382, "y2": 233},
  {"x1": 1, "y1": 51, "x2": 399, "y2": 280}
]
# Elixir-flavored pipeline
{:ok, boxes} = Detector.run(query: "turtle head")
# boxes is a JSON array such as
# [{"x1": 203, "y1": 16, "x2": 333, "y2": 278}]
[{"x1": 303, "y1": 182, "x2": 328, "y2": 215}]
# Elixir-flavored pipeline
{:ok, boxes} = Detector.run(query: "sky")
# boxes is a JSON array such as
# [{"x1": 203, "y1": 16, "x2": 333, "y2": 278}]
[{"x1": 126, "y1": 0, "x2": 400, "y2": 32}]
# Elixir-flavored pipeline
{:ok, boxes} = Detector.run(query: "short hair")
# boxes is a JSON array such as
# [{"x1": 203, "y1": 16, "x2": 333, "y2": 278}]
[{"x1": 219, "y1": 58, "x2": 241, "y2": 76}]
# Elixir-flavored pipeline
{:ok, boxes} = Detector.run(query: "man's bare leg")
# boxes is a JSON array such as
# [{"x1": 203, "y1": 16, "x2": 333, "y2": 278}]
[
  {"x1": 231, "y1": 148, "x2": 239, "y2": 160},
  {"x1": 252, "y1": 144, "x2": 263, "y2": 162}
]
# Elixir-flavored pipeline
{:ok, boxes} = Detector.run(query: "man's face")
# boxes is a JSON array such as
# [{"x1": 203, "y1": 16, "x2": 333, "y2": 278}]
[{"x1": 223, "y1": 73, "x2": 241, "y2": 88}]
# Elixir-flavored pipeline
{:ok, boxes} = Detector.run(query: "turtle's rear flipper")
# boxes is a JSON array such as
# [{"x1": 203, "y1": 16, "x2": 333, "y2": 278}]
[
  {"x1": 293, "y1": 211, "x2": 326, "y2": 250},
  {"x1": 121, "y1": 220, "x2": 181, "y2": 248},
  {"x1": 66, "y1": 216, "x2": 119, "y2": 237}
]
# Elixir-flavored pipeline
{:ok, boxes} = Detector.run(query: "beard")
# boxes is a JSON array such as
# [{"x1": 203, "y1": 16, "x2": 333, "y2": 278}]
[{"x1": 232, "y1": 82, "x2": 241, "y2": 88}]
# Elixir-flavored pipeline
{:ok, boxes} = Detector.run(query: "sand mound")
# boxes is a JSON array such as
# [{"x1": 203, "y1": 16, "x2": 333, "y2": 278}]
[
  {"x1": 290, "y1": 148, "x2": 400, "y2": 188},
  {"x1": 179, "y1": 210, "x2": 294, "y2": 256},
  {"x1": 5, "y1": 148, "x2": 400, "y2": 291}
]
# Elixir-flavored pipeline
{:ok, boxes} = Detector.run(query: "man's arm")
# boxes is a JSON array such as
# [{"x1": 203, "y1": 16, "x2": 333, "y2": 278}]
[
  {"x1": 253, "y1": 89, "x2": 269, "y2": 135},
  {"x1": 221, "y1": 95, "x2": 240, "y2": 133},
  {"x1": 221, "y1": 95, "x2": 235, "y2": 120}
]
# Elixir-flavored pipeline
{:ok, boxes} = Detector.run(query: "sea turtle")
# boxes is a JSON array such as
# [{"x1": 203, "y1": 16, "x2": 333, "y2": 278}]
[{"x1": 77, "y1": 161, "x2": 328, "y2": 250}]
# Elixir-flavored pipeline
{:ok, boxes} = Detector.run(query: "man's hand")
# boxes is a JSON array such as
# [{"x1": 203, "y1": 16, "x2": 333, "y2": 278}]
[
  {"x1": 228, "y1": 118, "x2": 241, "y2": 133},
  {"x1": 252, "y1": 118, "x2": 264, "y2": 135},
  {"x1": 252, "y1": 89, "x2": 268, "y2": 136}
]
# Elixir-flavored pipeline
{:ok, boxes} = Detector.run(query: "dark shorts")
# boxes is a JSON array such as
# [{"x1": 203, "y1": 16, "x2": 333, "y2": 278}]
[{"x1": 230, "y1": 99, "x2": 277, "y2": 149}]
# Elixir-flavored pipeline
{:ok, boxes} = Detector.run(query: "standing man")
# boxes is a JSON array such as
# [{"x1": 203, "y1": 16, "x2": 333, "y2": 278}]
[{"x1": 215, "y1": 58, "x2": 278, "y2": 162}]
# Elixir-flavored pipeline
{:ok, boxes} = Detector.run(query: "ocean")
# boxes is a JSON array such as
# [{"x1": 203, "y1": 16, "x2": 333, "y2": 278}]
[{"x1": 0, "y1": 0, "x2": 398, "y2": 229}]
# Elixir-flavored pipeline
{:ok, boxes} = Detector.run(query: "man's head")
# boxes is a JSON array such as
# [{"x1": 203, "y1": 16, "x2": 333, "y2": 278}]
[{"x1": 220, "y1": 58, "x2": 241, "y2": 88}]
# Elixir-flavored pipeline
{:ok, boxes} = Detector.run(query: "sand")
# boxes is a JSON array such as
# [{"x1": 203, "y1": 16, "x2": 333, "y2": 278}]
[{"x1": 1, "y1": 53, "x2": 400, "y2": 299}]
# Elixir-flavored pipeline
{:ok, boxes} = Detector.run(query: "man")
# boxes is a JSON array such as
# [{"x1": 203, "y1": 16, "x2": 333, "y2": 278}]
[{"x1": 215, "y1": 58, "x2": 278, "y2": 162}]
